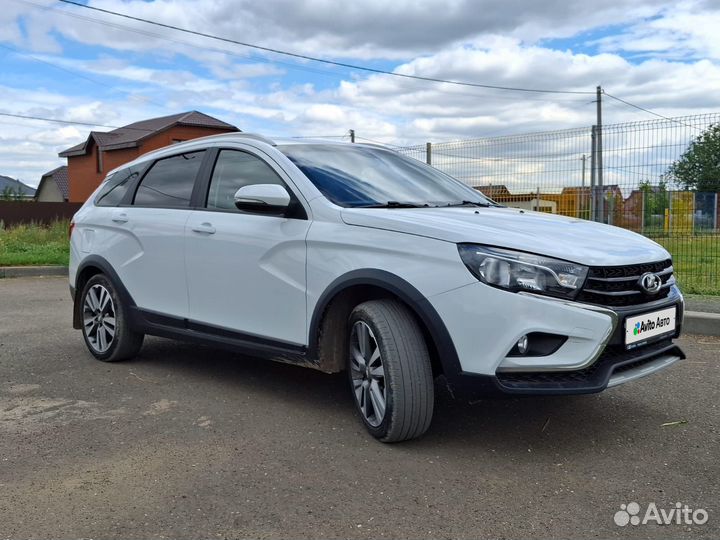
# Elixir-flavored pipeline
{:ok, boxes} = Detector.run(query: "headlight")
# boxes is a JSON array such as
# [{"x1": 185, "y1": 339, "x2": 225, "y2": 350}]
[{"x1": 457, "y1": 244, "x2": 588, "y2": 299}]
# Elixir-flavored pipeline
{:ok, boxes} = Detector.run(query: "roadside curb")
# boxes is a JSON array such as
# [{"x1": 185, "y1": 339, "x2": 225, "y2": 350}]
[
  {"x1": 684, "y1": 311, "x2": 720, "y2": 337},
  {"x1": 0, "y1": 266, "x2": 68, "y2": 279}
]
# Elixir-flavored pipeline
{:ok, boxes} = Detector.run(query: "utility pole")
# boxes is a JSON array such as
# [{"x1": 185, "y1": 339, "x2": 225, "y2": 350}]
[
  {"x1": 590, "y1": 126, "x2": 597, "y2": 222},
  {"x1": 595, "y1": 85, "x2": 604, "y2": 223},
  {"x1": 349, "y1": 129, "x2": 355, "y2": 143},
  {"x1": 426, "y1": 142, "x2": 432, "y2": 165},
  {"x1": 580, "y1": 154, "x2": 587, "y2": 219}
]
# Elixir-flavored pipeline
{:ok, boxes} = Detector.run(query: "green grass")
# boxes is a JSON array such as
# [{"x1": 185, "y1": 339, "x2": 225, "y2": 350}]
[
  {"x1": 0, "y1": 220, "x2": 69, "y2": 266},
  {"x1": 651, "y1": 234, "x2": 720, "y2": 296}
]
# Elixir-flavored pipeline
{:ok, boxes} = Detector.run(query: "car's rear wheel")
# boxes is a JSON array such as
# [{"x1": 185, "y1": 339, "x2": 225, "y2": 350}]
[
  {"x1": 348, "y1": 299, "x2": 434, "y2": 442},
  {"x1": 80, "y1": 274, "x2": 143, "y2": 362}
]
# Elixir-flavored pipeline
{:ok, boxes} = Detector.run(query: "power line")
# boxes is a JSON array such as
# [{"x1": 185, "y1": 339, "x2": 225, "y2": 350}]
[
  {"x1": 0, "y1": 42, "x2": 167, "y2": 109},
  {"x1": 10, "y1": 0, "x2": 594, "y2": 105},
  {"x1": 603, "y1": 91, "x2": 701, "y2": 131},
  {"x1": 15, "y1": 0, "x2": 350, "y2": 82},
  {"x1": 0, "y1": 111, "x2": 152, "y2": 131},
  {"x1": 56, "y1": 0, "x2": 594, "y2": 96}
]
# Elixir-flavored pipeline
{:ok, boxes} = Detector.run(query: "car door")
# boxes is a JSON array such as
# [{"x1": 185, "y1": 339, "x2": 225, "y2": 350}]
[
  {"x1": 184, "y1": 147, "x2": 310, "y2": 346},
  {"x1": 112, "y1": 150, "x2": 207, "y2": 320}
]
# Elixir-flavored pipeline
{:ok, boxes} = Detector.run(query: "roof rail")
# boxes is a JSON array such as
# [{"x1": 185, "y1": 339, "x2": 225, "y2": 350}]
[{"x1": 233, "y1": 132, "x2": 277, "y2": 146}]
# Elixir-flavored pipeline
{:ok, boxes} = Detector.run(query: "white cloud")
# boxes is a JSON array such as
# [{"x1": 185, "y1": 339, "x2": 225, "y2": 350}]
[
  {"x1": 0, "y1": 0, "x2": 719, "y2": 187},
  {"x1": 27, "y1": 125, "x2": 83, "y2": 145},
  {"x1": 594, "y1": 1, "x2": 720, "y2": 61},
  {"x1": 0, "y1": 0, "x2": 686, "y2": 59}
]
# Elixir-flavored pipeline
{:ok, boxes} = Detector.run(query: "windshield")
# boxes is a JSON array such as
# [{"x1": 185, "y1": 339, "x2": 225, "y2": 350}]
[{"x1": 279, "y1": 144, "x2": 495, "y2": 208}]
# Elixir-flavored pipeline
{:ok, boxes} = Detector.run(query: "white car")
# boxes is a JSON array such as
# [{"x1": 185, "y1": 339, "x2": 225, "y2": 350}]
[{"x1": 69, "y1": 133, "x2": 685, "y2": 442}]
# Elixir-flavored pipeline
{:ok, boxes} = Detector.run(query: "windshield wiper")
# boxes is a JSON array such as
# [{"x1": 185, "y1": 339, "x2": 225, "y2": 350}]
[
  {"x1": 355, "y1": 201, "x2": 433, "y2": 208},
  {"x1": 445, "y1": 200, "x2": 494, "y2": 208}
]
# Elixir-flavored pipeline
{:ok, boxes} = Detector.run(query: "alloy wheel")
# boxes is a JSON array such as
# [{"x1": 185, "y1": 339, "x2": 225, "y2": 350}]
[
  {"x1": 350, "y1": 320, "x2": 387, "y2": 427},
  {"x1": 83, "y1": 284, "x2": 116, "y2": 353}
]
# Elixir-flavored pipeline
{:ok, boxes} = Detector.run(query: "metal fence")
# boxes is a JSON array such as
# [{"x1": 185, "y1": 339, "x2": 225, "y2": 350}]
[
  {"x1": 0, "y1": 201, "x2": 82, "y2": 227},
  {"x1": 398, "y1": 113, "x2": 720, "y2": 295}
]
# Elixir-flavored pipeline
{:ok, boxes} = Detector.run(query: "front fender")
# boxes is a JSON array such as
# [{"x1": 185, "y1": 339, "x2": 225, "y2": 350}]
[{"x1": 307, "y1": 269, "x2": 462, "y2": 377}]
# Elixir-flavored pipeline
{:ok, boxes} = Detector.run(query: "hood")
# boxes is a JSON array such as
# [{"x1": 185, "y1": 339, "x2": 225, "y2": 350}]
[{"x1": 341, "y1": 206, "x2": 669, "y2": 266}]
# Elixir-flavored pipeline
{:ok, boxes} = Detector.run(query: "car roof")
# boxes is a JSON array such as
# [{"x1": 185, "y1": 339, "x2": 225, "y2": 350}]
[{"x1": 104, "y1": 133, "x2": 391, "y2": 178}]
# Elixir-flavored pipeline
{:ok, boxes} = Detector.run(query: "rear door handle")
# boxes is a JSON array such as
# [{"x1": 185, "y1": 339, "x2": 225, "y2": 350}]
[
  {"x1": 111, "y1": 211, "x2": 128, "y2": 223},
  {"x1": 191, "y1": 222, "x2": 216, "y2": 235}
]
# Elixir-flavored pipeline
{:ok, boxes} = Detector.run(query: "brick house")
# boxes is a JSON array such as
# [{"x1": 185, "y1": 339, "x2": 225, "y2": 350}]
[{"x1": 59, "y1": 111, "x2": 238, "y2": 202}]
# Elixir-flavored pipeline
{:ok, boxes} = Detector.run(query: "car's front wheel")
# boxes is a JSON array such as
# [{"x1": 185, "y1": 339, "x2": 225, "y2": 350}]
[
  {"x1": 348, "y1": 299, "x2": 434, "y2": 442},
  {"x1": 80, "y1": 274, "x2": 144, "y2": 362}
]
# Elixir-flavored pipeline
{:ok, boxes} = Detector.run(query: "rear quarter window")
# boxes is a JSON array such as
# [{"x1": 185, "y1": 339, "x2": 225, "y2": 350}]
[{"x1": 95, "y1": 168, "x2": 138, "y2": 207}]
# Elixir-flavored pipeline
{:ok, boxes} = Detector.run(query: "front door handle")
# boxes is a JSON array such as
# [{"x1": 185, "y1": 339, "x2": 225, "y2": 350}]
[
  {"x1": 112, "y1": 211, "x2": 128, "y2": 223},
  {"x1": 191, "y1": 222, "x2": 216, "y2": 235}
]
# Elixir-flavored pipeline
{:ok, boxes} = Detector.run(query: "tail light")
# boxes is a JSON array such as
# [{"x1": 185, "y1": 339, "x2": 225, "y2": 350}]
[{"x1": 69, "y1": 220, "x2": 75, "y2": 240}]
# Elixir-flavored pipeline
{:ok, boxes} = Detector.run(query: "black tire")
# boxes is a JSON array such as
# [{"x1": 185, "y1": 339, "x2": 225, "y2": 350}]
[
  {"x1": 347, "y1": 299, "x2": 434, "y2": 442},
  {"x1": 80, "y1": 274, "x2": 144, "y2": 362}
]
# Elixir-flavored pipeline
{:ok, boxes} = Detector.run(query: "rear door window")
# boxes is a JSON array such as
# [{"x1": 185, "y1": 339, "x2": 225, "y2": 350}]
[{"x1": 133, "y1": 151, "x2": 205, "y2": 207}]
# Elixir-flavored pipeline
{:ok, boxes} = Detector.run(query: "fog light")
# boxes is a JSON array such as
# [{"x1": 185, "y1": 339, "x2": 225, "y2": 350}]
[
  {"x1": 506, "y1": 332, "x2": 568, "y2": 358},
  {"x1": 517, "y1": 335, "x2": 529, "y2": 355}
]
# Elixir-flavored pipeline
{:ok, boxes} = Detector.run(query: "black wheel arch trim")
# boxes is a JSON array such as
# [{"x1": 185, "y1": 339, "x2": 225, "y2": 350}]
[
  {"x1": 308, "y1": 269, "x2": 463, "y2": 377},
  {"x1": 73, "y1": 255, "x2": 137, "y2": 330}
]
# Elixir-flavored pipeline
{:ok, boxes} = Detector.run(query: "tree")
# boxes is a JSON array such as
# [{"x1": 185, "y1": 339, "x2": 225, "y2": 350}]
[
  {"x1": 666, "y1": 123, "x2": 720, "y2": 191},
  {"x1": 1, "y1": 186, "x2": 21, "y2": 201},
  {"x1": 638, "y1": 179, "x2": 669, "y2": 229}
]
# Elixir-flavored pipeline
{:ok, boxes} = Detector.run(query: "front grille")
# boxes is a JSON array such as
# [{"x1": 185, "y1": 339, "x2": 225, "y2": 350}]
[
  {"x1": 576, "y1": 259, "x2": 674, "y2": 307},
  {"x1": 496, "y1": 339, "x2": 678, "y2": 391}
]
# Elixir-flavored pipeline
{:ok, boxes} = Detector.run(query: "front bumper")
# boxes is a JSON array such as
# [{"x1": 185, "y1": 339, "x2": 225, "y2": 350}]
[
  {"x1": 429, "y1": 281, "x2": 685, "y2": 397},
  {"x1": 494, "y1": 339, "x2": 684, "y2": 394}
]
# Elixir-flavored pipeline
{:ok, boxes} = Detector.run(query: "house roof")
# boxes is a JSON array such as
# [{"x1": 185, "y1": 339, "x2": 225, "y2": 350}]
[
  {"x1": 475, "y1": 184, "x2": 512, "y2": 199},
  {"x1": 59, "y1": 111, "x2": 239, "y2": 157},
  {"x1": 35, "y1": 166, "x2": 69, "y2": 200},
  {"x1": 0, "y1": 175, "x2": 35, "y2": 196},
  {"x1": 560, "y1": 184, "x2": 622, "y2": 195}
]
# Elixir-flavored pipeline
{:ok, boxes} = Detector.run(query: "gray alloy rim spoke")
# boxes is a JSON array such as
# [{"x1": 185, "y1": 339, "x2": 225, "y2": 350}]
[
  {"x1": 369, "y1": 380, "x2": 386, "y2": 420},
  {"x1": 102, "y1": 321, "x2": 116, "y2": 337},
  {"x1": 98, "y1": 326, "x2": 107, "y2": 351},
  {"x1": 357, "y1": 322, "x2": 370, "y2": 358},
  {"x1": 99, "y1": 287, "x2": 111, "y2": 313},
  {"x1": 84, "y1": 289, "x2": 97, "y2": 312},
  {"x1": 83, "y1": 284, "x2": 116, "y2": 354},
  {"x1": 350, "y1": 321, "x2": 387, "y2": 427},
  {"x1": 370, "y1": 363, "x2": 384, "y2": 378},
  {"x1": 352, "y1": 377, "x2": 364, "y2": 402},
  {"x1": 351, "y1": 348, "x2": 366, "y2": 371},
  {"x1": 362, "y1": 384, "x2": 370, "y2": 418}
]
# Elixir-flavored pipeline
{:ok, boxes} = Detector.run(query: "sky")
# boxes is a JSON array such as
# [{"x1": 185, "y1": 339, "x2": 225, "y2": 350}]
[{"x1": 1, "y1": 0, "x2": 720, "y2": 187}]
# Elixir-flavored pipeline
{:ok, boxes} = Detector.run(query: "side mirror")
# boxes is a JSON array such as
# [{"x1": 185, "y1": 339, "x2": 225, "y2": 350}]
[{"x1": 233, "y1": 184, "x2": 291, "y2": 214}]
